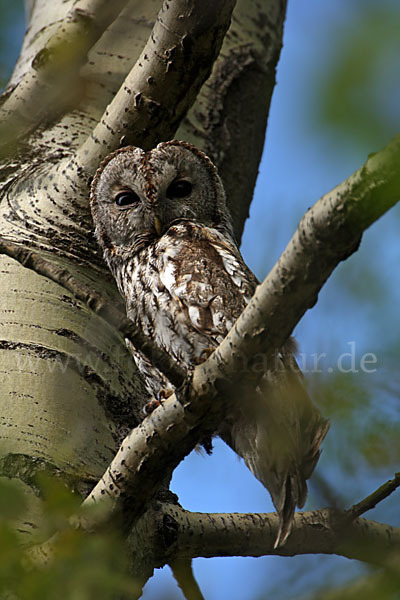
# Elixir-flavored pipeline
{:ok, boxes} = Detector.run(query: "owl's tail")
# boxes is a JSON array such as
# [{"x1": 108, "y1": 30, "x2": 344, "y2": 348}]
[
  {"x1": 220, "y1": 351, "x2": 329, "y2": 548},
  {"x1": 262, "y1": 400, "x2": 330, "y2": 548}
]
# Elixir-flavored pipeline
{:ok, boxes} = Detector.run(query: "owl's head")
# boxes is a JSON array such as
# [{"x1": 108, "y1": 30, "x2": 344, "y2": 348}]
[{"x1": 90, "y1": 140, "x2": 234, "y2": 260}]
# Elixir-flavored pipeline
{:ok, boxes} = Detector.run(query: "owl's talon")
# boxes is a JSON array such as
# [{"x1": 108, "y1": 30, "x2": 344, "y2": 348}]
[
  {"x1": 200, "y1": 347, "x2": 215, "y2": 361},
  {"x1": 142, "y1": 399, "x2": 161, "y2": 416},
  {"x1": 142, "y1": 388, "x2": 174, "y2": 416},
  {"x1": 159, "y1": 388, "x2": 174, "y2": 399}
]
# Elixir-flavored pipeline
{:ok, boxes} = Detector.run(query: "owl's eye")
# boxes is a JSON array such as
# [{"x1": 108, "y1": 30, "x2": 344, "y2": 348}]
[
  {"x1": 115, "y1": 191, "x2": 140, "y2": 207},
  {"x1": 166, "y1": 179, "x2": 192, "y2": 199}
]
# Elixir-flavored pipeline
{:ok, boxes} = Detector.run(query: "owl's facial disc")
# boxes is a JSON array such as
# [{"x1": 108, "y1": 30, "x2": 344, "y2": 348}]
[{"x1": 91, "y1": 141, "x2": 234, "y2": 253}]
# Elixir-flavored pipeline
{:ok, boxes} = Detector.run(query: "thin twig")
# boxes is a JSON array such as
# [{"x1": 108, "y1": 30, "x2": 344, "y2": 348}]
[
  {"x1": 348, "y1": 472, "x2": 400, "y2": 520},
  {"x1": 0, "y1": 237, "x2": 186, "y2": 389}
]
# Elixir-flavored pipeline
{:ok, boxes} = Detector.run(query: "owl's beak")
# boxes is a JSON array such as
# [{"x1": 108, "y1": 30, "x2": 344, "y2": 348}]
[{"x1": 153, "y1": 216, "x2": 163, "y2": 236}]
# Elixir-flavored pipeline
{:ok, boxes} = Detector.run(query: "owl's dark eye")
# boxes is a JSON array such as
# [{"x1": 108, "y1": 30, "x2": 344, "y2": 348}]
[
  {"x1": 166, "y1": 179, "x2": 192, "y2": 199},
  {"x1": 115, "y1": 191, "x2": 140, "y2": 207}
]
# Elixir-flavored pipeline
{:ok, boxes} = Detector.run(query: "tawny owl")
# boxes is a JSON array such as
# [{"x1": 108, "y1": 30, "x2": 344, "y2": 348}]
[{"x1": 90, "y1": 140, "x2": 329, "y2": 547}]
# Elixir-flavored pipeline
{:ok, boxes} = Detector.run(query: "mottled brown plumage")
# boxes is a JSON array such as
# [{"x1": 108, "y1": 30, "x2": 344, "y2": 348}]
[{"x1": 90, "y1": 140, "x2": 329, "y2": 546}]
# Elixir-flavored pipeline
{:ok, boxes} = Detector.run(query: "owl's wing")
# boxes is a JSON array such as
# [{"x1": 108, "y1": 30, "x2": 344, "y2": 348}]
[
  {"x1": 220, "y1": 343, "x2": 329, "y2": 548},
  {"x1": 257, "y1": 352, "x2": 329, "y2": 547}
]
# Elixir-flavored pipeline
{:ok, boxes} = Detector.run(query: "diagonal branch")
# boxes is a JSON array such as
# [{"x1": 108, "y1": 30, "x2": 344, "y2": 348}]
[
  {"x1": 72, "y1": 0, "x2": 237, "y2": 176},
  {"x1": 0, "y1": 0, "x2": 129, "y2": 155}
]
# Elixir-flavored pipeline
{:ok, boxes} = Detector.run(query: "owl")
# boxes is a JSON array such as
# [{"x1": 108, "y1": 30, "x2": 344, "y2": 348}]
[{"x1": 90, "y1": 140, "x2": 329, "y2": 547}]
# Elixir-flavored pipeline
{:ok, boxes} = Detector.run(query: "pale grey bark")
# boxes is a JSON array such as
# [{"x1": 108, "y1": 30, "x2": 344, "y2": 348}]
[
  {"x1": 72, "y1": 0, "x2": 237, "y2": 173},
  {"x1": 135, "y1": 503, "x2": 400, "y2": 567}
]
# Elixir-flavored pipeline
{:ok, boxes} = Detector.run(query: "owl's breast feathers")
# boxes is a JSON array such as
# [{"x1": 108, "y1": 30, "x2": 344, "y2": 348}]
[{"x1": 119, "y1": 221, "x2": 257, "y2": 371}]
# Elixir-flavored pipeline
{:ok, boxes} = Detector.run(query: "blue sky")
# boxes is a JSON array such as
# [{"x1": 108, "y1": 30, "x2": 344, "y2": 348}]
[{"x1": 1, "y1": 1, "x2": 399, "y2": 599}]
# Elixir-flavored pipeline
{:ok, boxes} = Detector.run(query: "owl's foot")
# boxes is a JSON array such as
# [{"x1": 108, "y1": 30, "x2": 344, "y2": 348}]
[
  {"x1": 159, "y1": 387, "x2": 174, "y2": 400},
  {"x1": 142, "y1": 388, "x2": 174, "y2": 416},
  {"x1": 142, "y1": 399, "x2": 161, "y2": 415},
  {"x1": 200, "y1": 346, "x2": 215, "y2": 361}
]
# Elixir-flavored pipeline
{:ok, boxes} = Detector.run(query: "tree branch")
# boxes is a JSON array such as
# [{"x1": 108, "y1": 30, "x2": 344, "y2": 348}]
[
  {"x1": 31, "y1": 483, "x2": 400, "y2": 570},
  {"x1": 176, "y1": 0, "x2": 287, "y2": 241},
  {"x1": 170, "y1": 559, "x2": 205, "y2": 600},
  {"x1": 72, "y1": 0, "x2": 237, "y2": 175},
  {"x1": 133, "y1": 502, "x2": 400, "y2": 568}
]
